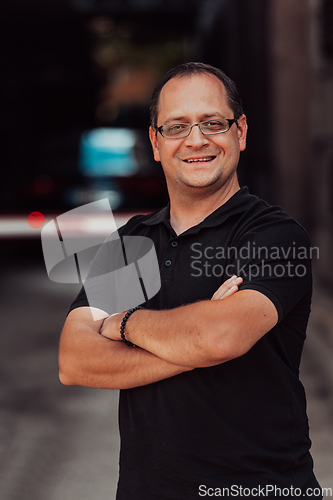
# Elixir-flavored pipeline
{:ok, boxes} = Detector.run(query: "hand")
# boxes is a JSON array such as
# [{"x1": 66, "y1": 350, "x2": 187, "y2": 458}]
[
  {"x1": 211, "y1": 275, "x2": 243, "y2": 300},
  {"x1": 100, "y1": 312, "x2": 123, "y2": 341}
]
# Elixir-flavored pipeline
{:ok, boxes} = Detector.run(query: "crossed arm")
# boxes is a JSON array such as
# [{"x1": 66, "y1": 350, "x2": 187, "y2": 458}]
[{"x1": 59, "y1": 276, "x2": 278, "y2": 390}]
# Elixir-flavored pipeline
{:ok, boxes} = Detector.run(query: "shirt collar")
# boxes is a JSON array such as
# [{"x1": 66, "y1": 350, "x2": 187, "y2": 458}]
[
  {"x1": 141, "y1": 204, "x2": 170, "y2": 225},
  {"x1": 141, "y1": 186, "x2": 257, "y2": 230}
]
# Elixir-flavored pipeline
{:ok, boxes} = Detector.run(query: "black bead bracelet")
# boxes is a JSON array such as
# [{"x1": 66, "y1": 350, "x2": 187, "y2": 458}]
[{"x1": 120, "y1": 306, "x2": 144, "y2": 347}]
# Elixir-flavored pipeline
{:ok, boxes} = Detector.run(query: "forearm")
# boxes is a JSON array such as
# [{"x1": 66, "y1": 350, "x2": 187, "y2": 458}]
[
  {"x1": 59, "y1": 313, "x2": 192, "y2": 390},
  {"x1": 107, "y1": 290, "x2": 278, "y2": 368},
  {"x1": 121, "y1": 301, "x2": 227, "y2": 368}
]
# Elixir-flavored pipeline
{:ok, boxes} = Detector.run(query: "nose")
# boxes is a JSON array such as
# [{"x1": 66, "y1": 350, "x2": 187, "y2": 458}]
[{"x1": 183, "y1": 124, "x2": 210, "y2": 148}]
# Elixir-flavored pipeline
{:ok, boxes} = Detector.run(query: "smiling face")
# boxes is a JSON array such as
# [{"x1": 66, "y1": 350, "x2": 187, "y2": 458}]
[{"x1": 149, "y1": 73, "x2": 247, "y2": 199}]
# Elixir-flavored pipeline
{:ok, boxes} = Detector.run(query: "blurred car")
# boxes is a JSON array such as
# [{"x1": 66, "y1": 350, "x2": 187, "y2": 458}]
[{"x1": 23, "y1": 126, "x2": 168, "y2": 213}]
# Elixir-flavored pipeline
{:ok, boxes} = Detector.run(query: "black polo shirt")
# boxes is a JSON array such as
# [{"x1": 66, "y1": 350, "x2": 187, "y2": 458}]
[{"x1": 69, "y1": 187, "x2": 321, "y2": 499}]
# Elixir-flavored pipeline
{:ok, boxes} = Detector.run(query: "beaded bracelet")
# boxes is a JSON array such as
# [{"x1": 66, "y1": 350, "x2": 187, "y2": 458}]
[{"x1": 120, "y1": 306, "x2": 144, "y2": 347}]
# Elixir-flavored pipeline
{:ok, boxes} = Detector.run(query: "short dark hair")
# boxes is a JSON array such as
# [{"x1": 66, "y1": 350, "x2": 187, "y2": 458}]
[{"x1": 149, "y1": 62, "x2": 244, "y2": 129}]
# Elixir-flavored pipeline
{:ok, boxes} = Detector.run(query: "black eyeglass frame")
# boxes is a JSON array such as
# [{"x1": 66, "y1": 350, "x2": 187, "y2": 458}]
[{"x1": 156, "y1": 118, "x2": 238, "y2": 138}]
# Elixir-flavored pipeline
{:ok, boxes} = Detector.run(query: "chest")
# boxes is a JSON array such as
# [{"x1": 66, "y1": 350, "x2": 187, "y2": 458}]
[{"x1": 146, "y1": 223, "x2": 241, "y2": 309}]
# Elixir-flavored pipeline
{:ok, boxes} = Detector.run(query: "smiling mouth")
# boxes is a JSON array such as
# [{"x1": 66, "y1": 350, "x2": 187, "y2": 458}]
[{"x1": 183, "y1": 156, "x2": 216, "y2": 163}]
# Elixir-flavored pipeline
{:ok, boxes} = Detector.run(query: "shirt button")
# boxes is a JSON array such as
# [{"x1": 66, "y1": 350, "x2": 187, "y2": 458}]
[
  {"x1": 165, "y1": 260, "x2": 172, "y2": 267},
  {"x1": 171, "y1": 241, "x2": 178, "y2": 247}
]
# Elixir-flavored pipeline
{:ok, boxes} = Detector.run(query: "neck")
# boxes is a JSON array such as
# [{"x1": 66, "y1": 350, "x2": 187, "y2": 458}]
[{"x1": 169, "y1": 178, "x2": 240, "y2": 235}]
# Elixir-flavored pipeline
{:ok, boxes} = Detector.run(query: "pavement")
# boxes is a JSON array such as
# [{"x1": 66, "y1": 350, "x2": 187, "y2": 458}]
[
  {"x1": 0, "y1": 242, "x2": 332, "y2": 500},
  {"x1": 300, "y1": 282, "x2": 333, "y2": 489}
]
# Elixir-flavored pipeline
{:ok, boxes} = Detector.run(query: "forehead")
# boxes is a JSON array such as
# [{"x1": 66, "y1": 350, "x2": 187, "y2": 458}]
[{"x1": 157, "y1": 73, "x2": 232, "y2": 124}]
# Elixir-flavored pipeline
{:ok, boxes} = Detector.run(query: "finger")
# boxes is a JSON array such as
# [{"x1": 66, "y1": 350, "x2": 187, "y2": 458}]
[
  {"x1": 212, "y1": 284, "x2": 238, "y2": 300},
  {"x1": 211, "y1": 276, "x2": 243, "y2": 300},
  {"x1": 100, "y1": 313, "x2": 117, "y2": 335},
  {"x1": 221, "y1": 284, "x2": 238, "y2": 298},
  {"x1": 211, "y1": 275, "x2": 240, "y2": 298}
]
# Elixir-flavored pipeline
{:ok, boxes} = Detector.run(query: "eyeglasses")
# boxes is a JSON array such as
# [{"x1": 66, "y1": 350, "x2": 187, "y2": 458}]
[{"x1": 156, "y1": 118, "x2": 237, "y2": 139}]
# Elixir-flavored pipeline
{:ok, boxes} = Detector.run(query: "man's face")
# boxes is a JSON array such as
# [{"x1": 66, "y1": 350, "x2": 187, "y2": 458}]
[{"x1": 149, "y1": 73, "x2": 247, "y2": 195}]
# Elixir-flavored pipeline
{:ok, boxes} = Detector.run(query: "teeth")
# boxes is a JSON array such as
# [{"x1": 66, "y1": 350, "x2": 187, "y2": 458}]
[{"x1": 185, "y1": 156, "x2": 214, "y2": 163}]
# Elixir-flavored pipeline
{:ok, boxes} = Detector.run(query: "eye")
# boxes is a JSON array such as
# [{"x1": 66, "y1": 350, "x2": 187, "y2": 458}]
[
  {"x1": 201, "y1": 120, "x2": 229, "y2": 133},
  {"x1": 168, "y1": 123, "x2": 187, "y2": 131},
  {"x1": 205, "y1": 120, "x2": 223, "y2": 128}
]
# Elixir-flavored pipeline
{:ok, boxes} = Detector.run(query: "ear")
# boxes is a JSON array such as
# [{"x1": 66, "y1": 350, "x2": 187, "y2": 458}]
[
  {"x1": 237, "y1": 115, "x2": 248, "y2": 152},
  {"x1": 149, "y1": 127, "x2": 161, "y2": 162}
]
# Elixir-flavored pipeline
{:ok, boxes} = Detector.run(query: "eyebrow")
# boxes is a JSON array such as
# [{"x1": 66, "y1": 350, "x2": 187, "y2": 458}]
[{"x1": 162, "y1": 112, "x2": 228, "y2": 125}]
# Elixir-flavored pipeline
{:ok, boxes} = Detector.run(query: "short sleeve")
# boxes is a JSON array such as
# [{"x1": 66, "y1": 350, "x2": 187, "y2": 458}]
[
  {"x1": 227, "y1": 217, "x2": 312, "y2": 322},
  {"x1": 68, "y1": 286, "x2": 88, "y2": 313}
]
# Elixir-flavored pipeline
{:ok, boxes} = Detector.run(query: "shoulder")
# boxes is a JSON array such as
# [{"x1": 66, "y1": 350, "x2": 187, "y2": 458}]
[
  {"x1": 118, "y1": 214, "x2": 149, "y2": 235},
  {"x1": 235, "y1": 191, "x2": 311, "y2": 249}
]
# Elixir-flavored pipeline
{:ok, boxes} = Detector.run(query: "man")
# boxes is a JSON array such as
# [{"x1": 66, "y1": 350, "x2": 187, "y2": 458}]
[{"x1": 59, "y1": 63, "x2": 321, "y2": 498}]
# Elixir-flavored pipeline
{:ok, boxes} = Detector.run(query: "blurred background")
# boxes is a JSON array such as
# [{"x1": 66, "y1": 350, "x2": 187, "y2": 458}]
[{"x1": 1, "y1": 0, "x2": 333, "y2": 499}]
